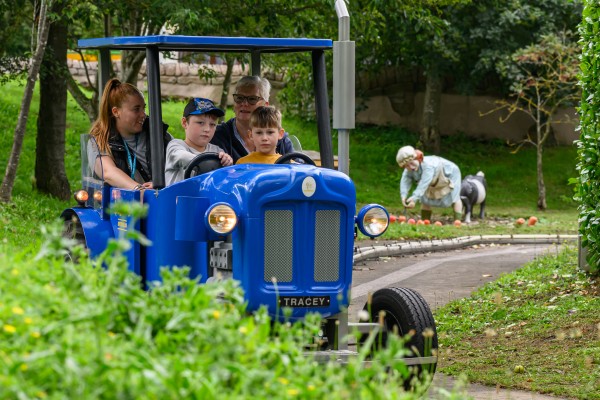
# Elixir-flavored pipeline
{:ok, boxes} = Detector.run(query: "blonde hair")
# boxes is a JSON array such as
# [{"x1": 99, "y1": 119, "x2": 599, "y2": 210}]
[
  {"x1": 249, "y1": 106, "x2": 282, "y2": 129},
  {"x1": 89, "y1": 78, "x2": 144, "y2": 154}
]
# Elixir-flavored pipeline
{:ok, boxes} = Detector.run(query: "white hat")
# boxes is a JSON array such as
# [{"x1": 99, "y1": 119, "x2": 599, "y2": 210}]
[{"x1": 396, "y1": 146, "x2": 417, "y2": 167}]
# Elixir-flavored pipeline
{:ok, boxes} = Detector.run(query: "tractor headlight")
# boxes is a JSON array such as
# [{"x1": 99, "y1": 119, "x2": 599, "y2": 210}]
[
  {"x1": 206, "y1": 203, "x2": 237, "y2": 235},
  {"x1": 74, "y1": 190, "x2": 89, "y2": 206},
  {"x1": 356, "y1": 204, "x2": 389, "y2": 238}
]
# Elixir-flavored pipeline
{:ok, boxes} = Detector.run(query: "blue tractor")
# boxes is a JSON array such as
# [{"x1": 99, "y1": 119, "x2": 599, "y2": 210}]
[{"x1": 62, "y1": 0, "x2": 437, "y2": 377}]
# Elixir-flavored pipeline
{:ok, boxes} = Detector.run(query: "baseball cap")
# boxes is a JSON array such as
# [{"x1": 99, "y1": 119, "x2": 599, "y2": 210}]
[{"x1": 183, "y1": 97, "x2": 225, "y2": 118}]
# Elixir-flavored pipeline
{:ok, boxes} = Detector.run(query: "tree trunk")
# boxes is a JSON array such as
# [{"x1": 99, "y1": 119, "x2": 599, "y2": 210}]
[
  {"x1": 219, "y1": 56, "x2": 235, "y2": 123},
  {"x1": 120, "y1": 16, "x2": 162, "y2": 86},
  {"x1": 35, "y1": 12, "x2": 71, "y2": 200},
  {"x1": 535, "y1": 114, "x2": 549, "y2": 210},
  {"x1": 0, "y1": 0, "x2": 52, "y2": 203},
  {"x1": 536, "y1": 143, "x2": 547, "y2": 210},
  {"x1": 419, "y1": 67, "x2": 442, "y2": 155},
  {"x1": 122, "y1": 50, "x2": 146, "y2": 86},
  {"x1": 66, "y1": 13, "x2": 113, "y2": 122},
  {"x1": 66, "y1": 72, "x2": 97, "y2": 122}
]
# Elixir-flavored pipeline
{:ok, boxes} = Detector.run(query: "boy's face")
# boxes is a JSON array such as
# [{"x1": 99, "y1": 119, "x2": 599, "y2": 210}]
[
  {"x1": 249, "y1": 125, "x2": 284, "y2": 155},
  {"x1": 182, "y1": 113, "x2": 218, "y2": 150}
]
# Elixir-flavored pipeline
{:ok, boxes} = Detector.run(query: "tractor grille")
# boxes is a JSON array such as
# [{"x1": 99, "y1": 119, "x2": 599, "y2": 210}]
[
  {"x1": 314, "y1": 210, "x2": 340, "y2": 282},
  {"x1": 264, "y1": 210, "x2": 294, "y2": 282},
  {"x1": 263, "y1": 208, "x2": 341, "y2": 283}
]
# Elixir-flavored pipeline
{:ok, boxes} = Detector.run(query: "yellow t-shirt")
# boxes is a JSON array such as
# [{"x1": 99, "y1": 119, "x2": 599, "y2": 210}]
[{"x1": 236, "y1": 152, "x2": 282, "y2": 165}]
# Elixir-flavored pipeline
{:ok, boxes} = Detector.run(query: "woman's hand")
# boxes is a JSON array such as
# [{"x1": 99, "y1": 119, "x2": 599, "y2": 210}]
[
  {"x1": 403, "y1": 197, "x2": 415, "y2": 208},
  {"x1": 142, "y1": 182, "x2": 154, "y2": 189}
]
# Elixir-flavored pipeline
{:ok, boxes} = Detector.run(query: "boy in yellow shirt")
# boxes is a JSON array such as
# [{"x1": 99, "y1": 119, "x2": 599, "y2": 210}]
[{"x1": 236, "y1": 106, "x2": 284, "y2": 164}]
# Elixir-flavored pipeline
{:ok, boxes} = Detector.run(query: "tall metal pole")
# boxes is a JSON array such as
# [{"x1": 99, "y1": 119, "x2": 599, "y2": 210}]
[
  {"x1": 333, "y1": 0, "x2": 355, "y2": 176},
  {"x1": 313, "y1": 50, "x2": 334, "y2": 169},
  {"x1": 98, "y1": 48, "x2": 111, "y2": 104},
  {"x1": 146, "y1": 46, "x2": 166, "y2": 189},
  {"x1": 251, "y1": 50, "x2": 261, "y2": 76}
]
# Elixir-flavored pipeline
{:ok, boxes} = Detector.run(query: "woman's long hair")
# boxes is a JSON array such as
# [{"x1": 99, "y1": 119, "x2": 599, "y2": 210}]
[{"x1": 89, "y1": 78, "x2": 143, "y2": 154}]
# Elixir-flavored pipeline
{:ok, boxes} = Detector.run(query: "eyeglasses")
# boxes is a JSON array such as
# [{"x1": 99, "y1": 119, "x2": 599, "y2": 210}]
[{"x1": 233, "y1": 94, "x2": 263, "y2": 105}]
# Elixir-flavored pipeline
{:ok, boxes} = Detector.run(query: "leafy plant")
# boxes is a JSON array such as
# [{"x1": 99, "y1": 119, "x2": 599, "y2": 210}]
[
  {"x1": 576, "y1": 1, "x2": 600, "y2": 275},
  {"x1": 0, "y1": 202, "x2": 453, "y2": 398}
]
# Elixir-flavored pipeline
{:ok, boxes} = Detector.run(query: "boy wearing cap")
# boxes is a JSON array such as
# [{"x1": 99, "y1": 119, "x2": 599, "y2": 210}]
[
  {"x1": 165, "y1": 98, "x2": 233, "y2": 185},
  {"x1": 396, "y1": 145, "x2": 463, "y2": 222},
  {"x1": 236, "y1": 106, "x2": 285, "y2": 165}
]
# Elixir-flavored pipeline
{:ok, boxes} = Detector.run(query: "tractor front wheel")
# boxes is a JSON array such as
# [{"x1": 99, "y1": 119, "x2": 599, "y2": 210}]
[
  {"x1": 62, "y1": 212, "x2": 87, "y2": 262},
  {"x1": 361, "y1": 287, "x2": 438, "y2": 388}
]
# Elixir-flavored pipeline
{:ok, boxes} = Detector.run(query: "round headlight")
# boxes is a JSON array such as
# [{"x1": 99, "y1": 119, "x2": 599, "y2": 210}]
[
  {"x1": 356, "y1": 204, "x2": 389, "y2": 238},
  {"x1": 74, "y1": 190, "x2": 89, "y2": 206},
  {"x1": 93, "y1": 190, "x2": 103, "y2": 202},
  {"x1": 206, "y1": 204, "x2": 237, "y2": 235}
]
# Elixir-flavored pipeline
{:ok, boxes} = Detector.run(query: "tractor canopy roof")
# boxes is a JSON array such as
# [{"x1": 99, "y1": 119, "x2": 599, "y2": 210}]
[{"x1": 78, "y1": 35, "x2": 333, "y2": 53}]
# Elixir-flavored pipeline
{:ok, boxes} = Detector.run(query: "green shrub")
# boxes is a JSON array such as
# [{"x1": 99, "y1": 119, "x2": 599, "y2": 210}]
[
  {"x1": 576, "y1": 1, "x2": 600, "y2": 274},
  {"x1": 0, "y1": 213, "x2": 438, "y2": 399}
]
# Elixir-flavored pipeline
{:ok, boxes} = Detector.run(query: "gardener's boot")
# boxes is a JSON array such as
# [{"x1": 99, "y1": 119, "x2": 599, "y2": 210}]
[{"x1": 421, "y1": 209, "x2": 432, "y2": 221}]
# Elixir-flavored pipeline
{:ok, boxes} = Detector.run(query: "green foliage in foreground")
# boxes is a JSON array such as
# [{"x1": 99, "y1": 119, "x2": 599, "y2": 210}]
[
  {"x1": 435, "y1": 246, "x2": 600, "y2": 399},
  {"x1": 0, "y1": 217, "x2": 447, "y2": 399},
  {"x1": 576, "y1": 1, "x2": 600, "y2": 274}
]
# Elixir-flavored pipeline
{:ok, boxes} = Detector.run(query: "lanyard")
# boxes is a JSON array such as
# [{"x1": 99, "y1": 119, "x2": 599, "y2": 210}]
[{"x1": 122, "y1": 135, "x2": 139, "y2": 179}]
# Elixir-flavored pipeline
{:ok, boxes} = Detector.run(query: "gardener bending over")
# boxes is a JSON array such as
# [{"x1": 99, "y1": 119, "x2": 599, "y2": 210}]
[{"x1": 397, "y1": 145, "x2": 463, "y2": 222}]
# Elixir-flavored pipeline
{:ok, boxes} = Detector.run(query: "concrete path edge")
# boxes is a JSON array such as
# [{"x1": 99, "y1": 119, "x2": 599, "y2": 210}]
[{"x1": 353, "y1": 234, "x2": 578, "y2": 264}]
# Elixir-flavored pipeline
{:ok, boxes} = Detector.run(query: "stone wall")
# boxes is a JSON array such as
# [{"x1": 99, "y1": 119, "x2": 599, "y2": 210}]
[
  {"x1": 68, "y1": 59, "x2": 578, "y2": 145},
  {"x1": 358, "y1": 92, "x2": 578, "y2": 145}
]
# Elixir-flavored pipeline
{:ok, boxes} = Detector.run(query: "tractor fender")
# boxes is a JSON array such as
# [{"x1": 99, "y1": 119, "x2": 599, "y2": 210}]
[{"x1": 61, "y1": 207, "x2": 115, "y2": 258}]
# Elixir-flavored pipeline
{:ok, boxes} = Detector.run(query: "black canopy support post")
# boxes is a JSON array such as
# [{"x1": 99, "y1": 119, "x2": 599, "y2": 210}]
[
  {"x1": 312, "y1": 50, "x2": 334, "y2": 169},
  {"x1": 98, "y1": 48, "x2": 111, "y2": 104},
  {"x1": 251, "y1": 50, "x2": 261, "y2": 76},
  {"x1": 146, "y1": 45, "x2": 166, "y2": 189}
]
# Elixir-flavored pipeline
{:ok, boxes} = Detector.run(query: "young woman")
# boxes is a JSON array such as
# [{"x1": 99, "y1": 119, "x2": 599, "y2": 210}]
[{"x1": 87, "y1": 78, "x2": 171, "y2": 190}]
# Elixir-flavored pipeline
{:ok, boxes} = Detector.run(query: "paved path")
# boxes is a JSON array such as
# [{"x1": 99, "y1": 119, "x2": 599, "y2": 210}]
[{"x1": 352, "y1": 236, "x2": 575, "y2": 400}]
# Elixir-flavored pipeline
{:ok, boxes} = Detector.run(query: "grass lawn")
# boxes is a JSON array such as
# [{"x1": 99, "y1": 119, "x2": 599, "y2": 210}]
[{"x1": 435, "y1": 246, "x2": 600, "y2": 399}]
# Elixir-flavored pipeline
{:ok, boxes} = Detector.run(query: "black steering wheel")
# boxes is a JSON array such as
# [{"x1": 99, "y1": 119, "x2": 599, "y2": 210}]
[
  {"x1": 275, "y1": 152, "x2": 316, "y2": 166},
  {"x1": 184, "y1": 153, "x2": 223, "y2": 179}
]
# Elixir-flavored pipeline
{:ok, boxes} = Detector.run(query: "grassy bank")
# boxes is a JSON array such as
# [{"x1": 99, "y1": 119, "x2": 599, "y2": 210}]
[{"x1": 0, "y1": 80, "x2": 579, "y2": 247}]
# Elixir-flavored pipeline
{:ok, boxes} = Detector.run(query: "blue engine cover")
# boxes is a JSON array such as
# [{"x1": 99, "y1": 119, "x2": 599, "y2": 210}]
[
  {"x1": 164, "y1": 164, "x2": 357, "y2": 319},
  {"x1": 70, "y1": 163, "x2": 357, "y2": 321}
]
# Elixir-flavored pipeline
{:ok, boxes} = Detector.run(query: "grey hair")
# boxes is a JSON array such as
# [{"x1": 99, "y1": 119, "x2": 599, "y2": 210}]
[{"x1": 235, "y1": 76, "x2": 271, "y2": 102}]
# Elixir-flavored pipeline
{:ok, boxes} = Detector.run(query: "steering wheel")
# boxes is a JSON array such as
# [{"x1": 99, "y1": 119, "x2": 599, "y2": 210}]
[
  {"x1": 275, "y1": 152, "x2": 316, "y2": 166},
  {"x1": 184, "y1": 153, "x2": 223, "y2": 179}
]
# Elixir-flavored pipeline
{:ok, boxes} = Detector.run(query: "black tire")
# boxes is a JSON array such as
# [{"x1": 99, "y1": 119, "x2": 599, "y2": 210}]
[
  {"x1": 62, "y1": 212, "x2": 87, "y2": 262},
  {"x1": 361, "y1": 287, "x2": 438, "y2": 386}
]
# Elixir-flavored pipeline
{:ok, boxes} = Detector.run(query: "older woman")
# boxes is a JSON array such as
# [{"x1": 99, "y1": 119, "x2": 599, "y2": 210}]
[
  {"x1": 397, "y1": 145, "x2": 463, "y2": 222},
  {"x1": 87, "y1": 78, "x2": 171, "y2": 190},
  {"x1": 210, "y1": 76, "x2": 293, "y2": 163}
]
